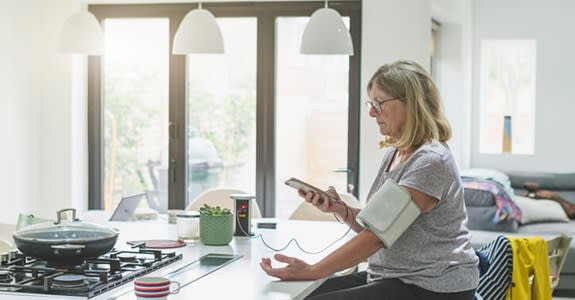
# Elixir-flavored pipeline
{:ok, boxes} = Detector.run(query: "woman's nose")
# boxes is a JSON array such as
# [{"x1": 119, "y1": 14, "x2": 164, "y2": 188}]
[{"x1": 368, "y1": 106, "x2": 377, "y2": 117}]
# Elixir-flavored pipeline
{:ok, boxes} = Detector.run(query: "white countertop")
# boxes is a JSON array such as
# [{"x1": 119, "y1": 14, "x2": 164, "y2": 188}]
[{"x1": 0, "y1": 217, "x2": 353, "y2": 300}]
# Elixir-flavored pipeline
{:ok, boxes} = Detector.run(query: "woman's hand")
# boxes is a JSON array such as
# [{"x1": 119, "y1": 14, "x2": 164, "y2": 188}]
[
  {"x1": 259, "y1": 254, "x2": 322, "y2": 281},
  {"x1": 298, "y1": 186, "x2": 343, "y2": 214}
]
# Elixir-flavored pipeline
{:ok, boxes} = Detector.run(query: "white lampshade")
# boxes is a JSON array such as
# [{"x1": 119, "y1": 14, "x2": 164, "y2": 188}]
[
  {"x1": 60, "y1": 11, "x2": 104, "y2": 55},
  {"x1": 301, "y1": 7, "x2": 353, "y2": 55},
  {"x1": 173, "y1": 8, "x2": 224, "y2": 54}
]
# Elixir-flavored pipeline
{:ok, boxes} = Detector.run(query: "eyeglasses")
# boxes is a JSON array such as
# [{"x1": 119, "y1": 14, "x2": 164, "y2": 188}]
[{"x1": 365, "y1": 97, "x2": 404, "y2": 114}]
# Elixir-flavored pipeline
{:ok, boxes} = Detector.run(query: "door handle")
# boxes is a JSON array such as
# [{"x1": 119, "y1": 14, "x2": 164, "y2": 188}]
[
  {"x1": 332, "y1": 168, "x2": 351, "y2": 173},
  {"x1": 170, "y1": 160, "x2": 177, "y2": 183},
  {"x1": 332, "y1": 168, "x2": 354, "y2": 193}
]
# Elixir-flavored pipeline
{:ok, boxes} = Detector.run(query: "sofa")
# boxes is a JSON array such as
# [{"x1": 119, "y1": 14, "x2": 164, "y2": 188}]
[{"x1": 465, "y1": 170, "x2": 575, "y2": 297}]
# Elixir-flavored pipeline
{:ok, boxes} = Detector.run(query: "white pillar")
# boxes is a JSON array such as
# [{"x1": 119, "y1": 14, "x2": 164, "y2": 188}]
[{"x1": 359, "y1": 0, "x2": 431, "y2": 203}]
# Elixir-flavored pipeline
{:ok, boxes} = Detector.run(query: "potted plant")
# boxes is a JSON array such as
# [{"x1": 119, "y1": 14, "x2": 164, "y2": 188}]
[{"x1": 199, "y1": 204, "x2": 234, "y2": 246}]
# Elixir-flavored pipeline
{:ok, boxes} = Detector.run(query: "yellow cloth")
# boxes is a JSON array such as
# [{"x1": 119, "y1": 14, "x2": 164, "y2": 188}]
[{"x1": 505, "y1": 236, "x2": 551, "y2": 300}]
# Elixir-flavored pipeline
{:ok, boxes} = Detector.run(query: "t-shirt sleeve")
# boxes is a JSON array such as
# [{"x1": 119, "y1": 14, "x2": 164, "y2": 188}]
[{"x1": 398, "y1": 153, "x2": 447, "y2": 202}]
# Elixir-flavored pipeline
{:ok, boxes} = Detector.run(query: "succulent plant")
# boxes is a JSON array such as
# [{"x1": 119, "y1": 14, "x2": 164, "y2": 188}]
[{"x1": 199, "y1": 204, "x2": 231, "y2": 216}]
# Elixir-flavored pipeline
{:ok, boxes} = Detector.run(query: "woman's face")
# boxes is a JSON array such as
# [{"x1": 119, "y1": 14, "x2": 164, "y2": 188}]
[{"x1": 368, "y1": 84, "x2": 406, "y2": 140}]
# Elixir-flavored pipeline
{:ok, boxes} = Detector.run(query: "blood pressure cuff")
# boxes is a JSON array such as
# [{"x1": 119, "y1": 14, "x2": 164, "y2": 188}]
[{"x1": 356, "y1": 179, "x2": 421, "y2": 248}]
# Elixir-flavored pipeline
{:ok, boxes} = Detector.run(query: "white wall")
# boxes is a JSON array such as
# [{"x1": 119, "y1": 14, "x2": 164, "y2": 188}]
[
  {"x1": 0, "y1": 0, "x2": 86, "y2": 221},
  {"x1": 429, "y1": 0, "x2": 473, "y2": 170},
  {"x1": 358, "y1": 0, "x2": 431, "y2": 203},
  {"x1": 0, "y1": 2, "x2": 36, "y2": 222},
  {"x1": 471, "y1": 0, "x2": 575, "y2": 172}
]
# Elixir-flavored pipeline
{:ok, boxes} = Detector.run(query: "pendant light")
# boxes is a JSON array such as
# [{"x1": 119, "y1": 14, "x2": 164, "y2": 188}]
[
  {"x1": 173, "y1": 2, "x2": 224, "y2": 54},
  {"x1": 301, "y1": 0, "x2": 353, "y2": 55},
  {"x1": 60, "y1": 11, "x2": 105, "y2": 55}
]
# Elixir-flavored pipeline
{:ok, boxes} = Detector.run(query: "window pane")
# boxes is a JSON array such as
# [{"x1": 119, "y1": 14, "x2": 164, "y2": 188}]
[
  {"x1": 479, "y1": 40, "x2": 536, "y2": 154},
  {"x1": 186, "y1": 18, "x2": 257, "y2": 207},
  {"x1": 275, "y1": 17, "x2": 350, "y2": 219},
  {"x1": 103, "y1": 19, "x2": 170, "y2": 211}
]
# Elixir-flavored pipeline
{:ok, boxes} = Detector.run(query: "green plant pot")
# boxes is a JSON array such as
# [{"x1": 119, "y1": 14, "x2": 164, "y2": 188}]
[{"x1": 199, "y1": 214, "x2": 234, "y2": 246}]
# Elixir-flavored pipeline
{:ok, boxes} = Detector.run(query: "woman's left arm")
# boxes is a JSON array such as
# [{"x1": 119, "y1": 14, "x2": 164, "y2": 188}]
[
  {"x1": 402, "y1": 186, "x2": 438, "y2": 212},
  {"x1": 260, "y1": 230, "x2": 384, "y2": 281}
]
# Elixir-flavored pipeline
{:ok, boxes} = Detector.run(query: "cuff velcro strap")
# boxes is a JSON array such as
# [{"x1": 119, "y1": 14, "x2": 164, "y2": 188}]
[{"x1": 356, "y1": 179, "x2": 421, "y2": 248}]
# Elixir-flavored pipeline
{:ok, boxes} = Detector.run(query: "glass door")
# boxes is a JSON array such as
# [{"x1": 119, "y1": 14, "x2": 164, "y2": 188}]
[
  {"x1": 89, "y1": 2, "x2": 360, "y2": 214},
  {"x1": 275, "y1": 17, "x2": 352, "y2": 219},
  {"x1": 102, "y1": 18, "x2": 170, "y2": 211},
  {"x1": 185, "y1": 18, "x2": 257, "y2": 207}
]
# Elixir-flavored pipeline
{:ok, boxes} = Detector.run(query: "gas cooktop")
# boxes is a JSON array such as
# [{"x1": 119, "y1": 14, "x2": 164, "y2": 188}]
[{"x1": 0, "y1": 247, "x2": 182, "y2": 298}]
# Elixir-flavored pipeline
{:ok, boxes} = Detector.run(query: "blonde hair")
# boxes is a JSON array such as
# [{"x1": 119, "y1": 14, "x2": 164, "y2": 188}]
[{"x1": 367, "y1": 60, "x2": 451, "y2": 149}]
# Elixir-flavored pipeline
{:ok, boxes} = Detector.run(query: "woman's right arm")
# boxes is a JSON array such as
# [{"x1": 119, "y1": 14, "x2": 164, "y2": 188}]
[
  {"x1": 301, "y1": 188, "x2": 365, "y2": 233},
  {"x1": 334, "y1": 205, "x2": 364, "y2": 233}
]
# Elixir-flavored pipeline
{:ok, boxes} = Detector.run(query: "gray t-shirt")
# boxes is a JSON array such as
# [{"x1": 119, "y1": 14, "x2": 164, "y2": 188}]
[{"x1": 365, "y1": 141, "x2": 479, "y2": 293}]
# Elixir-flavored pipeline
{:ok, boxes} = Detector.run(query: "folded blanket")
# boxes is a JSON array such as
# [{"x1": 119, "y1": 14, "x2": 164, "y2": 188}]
[
  {"x1": 461, "y1": 168, "x2": 515, "y2": 200},
  {"x1": 462, "y1": 179, "x2": 522, "y2": 224}
]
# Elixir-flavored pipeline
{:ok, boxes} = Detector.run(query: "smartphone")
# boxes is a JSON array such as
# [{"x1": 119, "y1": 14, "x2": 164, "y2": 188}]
[{"x1": 284, "y1": 177, "x2": 340, "y2": 205}]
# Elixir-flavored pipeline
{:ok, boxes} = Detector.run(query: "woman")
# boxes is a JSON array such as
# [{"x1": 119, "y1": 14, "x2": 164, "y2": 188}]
[{"x1": 259, "y1": 60, "x2": 479, "y2": 300}]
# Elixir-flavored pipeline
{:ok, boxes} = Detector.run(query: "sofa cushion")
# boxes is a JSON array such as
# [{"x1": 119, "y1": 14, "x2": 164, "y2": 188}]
[
  {"x1": 464, "y1": 187, "x2": 519, "y2": 232},
  {"x1": 506, "y1": 171, "x2": 575, "y2": 191},
  {"x1": 514, "y1": 196, "x2": 569, "y2": 224},
  {"x1": 466, "y1": 206, "x2": 519, "y2": 232},
  {"x1": 464, "y1": 188, "x2": 496, "y2": 207},
  {"x1": 558, "y1": 191, "x2": 575, "y2": 205}
]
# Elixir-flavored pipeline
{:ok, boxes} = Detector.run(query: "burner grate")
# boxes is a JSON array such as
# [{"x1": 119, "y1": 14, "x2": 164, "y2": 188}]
[{"x1": 0, "y1": 248, "x2": 183, "y2": 298}]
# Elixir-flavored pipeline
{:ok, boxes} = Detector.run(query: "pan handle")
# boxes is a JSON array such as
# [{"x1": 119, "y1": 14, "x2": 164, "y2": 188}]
[
  {"x1": 50, "y1": 244, "x2": 86, "y2": 256},
  {"x1": 55, "y1": 208, "x2": 78, "y2": 224}
]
